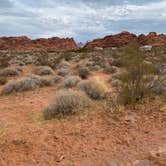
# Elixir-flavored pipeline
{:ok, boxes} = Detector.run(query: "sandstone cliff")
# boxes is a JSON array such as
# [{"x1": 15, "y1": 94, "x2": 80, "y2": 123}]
[{"x1": 0, "y1": 36, "x2": 78, "y2": 51}]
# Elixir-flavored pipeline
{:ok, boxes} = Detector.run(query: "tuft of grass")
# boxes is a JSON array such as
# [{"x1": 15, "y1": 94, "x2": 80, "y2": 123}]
[
  {"x1": 77, "y1": 77, "x2": 108, "y2": 100},
  {"x1": 43, "y1": 89, "x2": 90, "y2": 119}
]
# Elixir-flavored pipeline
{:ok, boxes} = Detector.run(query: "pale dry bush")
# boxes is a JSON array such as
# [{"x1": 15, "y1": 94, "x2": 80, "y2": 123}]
[
  {"x1": 43, "y1": 89, "x2": 90, "y2": 119},
  {"x1": 63, "y1": 75, "x2": 81, "y2": 88},
  {"x1": 0, "y1": 67, "x2": 22, "y2": 77},
  {"x1": 77, "y1": 77, "x2": 108, "y2": 99},
  {"x1": 34, "y1": 66, "x2": 55, "y2": 76},
  {"x1": 1, "y1": 74, "x2": 58, "y2": 94}
]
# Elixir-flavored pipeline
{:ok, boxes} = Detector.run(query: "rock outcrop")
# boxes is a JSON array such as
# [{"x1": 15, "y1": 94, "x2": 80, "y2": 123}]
[
  {"x1": 138, "y1": 32, "x2": 166, "y2": 47},
  {"x1": 84, "y1": 31, "x2": 137, "y2": 49},
  {"x1": 84, "y1": 31, "x2": 166, "y2": 49},
  {"x1": 0, "y1": 36, "x2": 78, "y2": 51}
]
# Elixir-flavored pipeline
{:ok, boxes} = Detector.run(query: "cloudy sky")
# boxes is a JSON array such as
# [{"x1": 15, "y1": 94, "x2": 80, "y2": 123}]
[{"x1": 0, "y1": 0, "x2": 166, "y2": 42}]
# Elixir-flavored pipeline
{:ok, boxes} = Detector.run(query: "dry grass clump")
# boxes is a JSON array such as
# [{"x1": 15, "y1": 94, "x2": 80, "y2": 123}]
[
  {"x1": 77, "y1": 66, "x2": 90, "y2": 79},
  {"x1": 43, "y1": 89, "x2": 90, "y2": 119},
  {"x1": 1, "y1": 74, "x2": 57, "y2": 94},
  {"x1": 77, "y1": 77, "x2": 108, "y2": 99},
  {"x1": 63, "y1": 76, "x2": 81, "y2": 88},
  {"x1": 34, "y1": 66, "x2": 55, "y2": 76},
  {"x1": 57, "y1": 68, "x2": 70, "y2": 77},
  {"x1": 57, "y1": 60, "x2": 71, "y2": 77},
  {"x1": 0, "y1": 67, "x2": 22, "y2": 77},
  {"x1": 57, "y1": 60, "x2": 70, "y2": 69}
]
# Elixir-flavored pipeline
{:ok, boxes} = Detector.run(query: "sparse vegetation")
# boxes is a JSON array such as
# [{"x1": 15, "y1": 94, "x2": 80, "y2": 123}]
[
  {"x1": 0, "y1": 77, "x2": 7, "y2": 85},
  {"x1": 78, "y1": 66, "x2": 90, "y2": 79},
  {"x1": 0, "y1": 67, "x2": 22, "y2": 77},
  {"x1": 34, "y1": 66, "x2": 55, "y2": 76},
  {"x1": 77, "y1": 77, "x2": 108, "y2": 99},
  {"x1": 1, "y1": 74, "x2": 57, "y2": 94},
  {"x1": 0, "y1": 55, "x2": 10, "y2": 68},
  {"x1": 118, "y1": 43, "x2": 155, "y2": 105},
  {"x1": 43, "y1": 89, "x2": 90, "y2": 119},
  {"x1": 63, "y1": 75, "x2": 81, "y2": 88},
  {"x1": 57, "y1": 68, "x2": 70, "y2": 77}
]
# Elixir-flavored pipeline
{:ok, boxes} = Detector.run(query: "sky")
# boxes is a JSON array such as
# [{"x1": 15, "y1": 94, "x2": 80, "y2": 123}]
[{"x1": 0, "y1": 0, "x2": 166, "y2": 42}]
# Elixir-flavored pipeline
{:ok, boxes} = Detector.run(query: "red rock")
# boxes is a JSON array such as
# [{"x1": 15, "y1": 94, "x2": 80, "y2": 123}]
[
  {"x1": 84, "y1": 31, "x2": 166, "y2": 49},
  {"x1": 138, "y1": 32, "x2": 166, "y2": 47},
  {"x1": 0, "y1": 36, "x2": 78, "y2": 51},
  {"x1": 84, "y1": 31, "x2": 137, "y2": 49}
]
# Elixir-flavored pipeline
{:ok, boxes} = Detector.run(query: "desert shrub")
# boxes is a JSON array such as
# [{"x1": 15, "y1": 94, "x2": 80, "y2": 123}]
[
  {"x1": 109, "y1": 79, "x2": 120, "y2": 88},
  {"x1": 148, "y1": 75, "x2": 166, "y2": 95},
  {"x1": 0, "y1": 56, "x2": 10, "y2": 68},
  {"x1": 34, "y1": 66, "x2": 55, "y2": 76},
  {"x1": 78, "y1": 66, "x2": 90, "y2": 79},
  {"x1": 1, "y1": 75, "x2": 56, "y2": 94},
  {"x1": 0, "y1": 67, "x2": 22, "y2": 77},
  {"x1": 57, "y1": 60, "x2": 70, "y2": 69},
  {"x1": 111, "y1": 58, "x2": 125, "y2": 67},
  {"x1": 63, "y1": 76, "x2": 81, "y2": 88},
  {"x1": 0, "y1": 77, "x2": 7, "y2": 85},
  {"x1": 57, "y1": 68, "x2": 70, "y2": 77},
  {"x1": 104, "y1": 65, "x2": 117, "y2": 74},
  {"x1": 43, "y1": 89, "x2": 90, "y2": 119},
  {"x1": 77, "y1": 77, "x2": 108, "y2": 99},
  {"x1": 118, "y1": 44, "x2": 155, "y2": 105}
]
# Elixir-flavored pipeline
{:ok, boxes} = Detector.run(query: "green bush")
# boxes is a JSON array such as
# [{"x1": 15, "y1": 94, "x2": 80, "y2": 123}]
[
  {"x1": 118, "y1": 44, "x2": 155, "y2": 104},
  {"x1": 43, "y1": 89, "x2": 90, "y2": 119}
]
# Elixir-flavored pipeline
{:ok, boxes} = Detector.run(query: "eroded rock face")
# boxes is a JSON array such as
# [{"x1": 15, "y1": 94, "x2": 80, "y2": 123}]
[
  {"x1": 84, "y1": 31, "x2": 166, "y2": 49},
  {"x1": 0, "y1": 36, "x2": 78, "y2": 51},
  {"x1": 84, "y1": 31, "x2": 137, "y2": 48},
  {"x1": 138, "y1": 32, "x2": 166, "y2": 47}
]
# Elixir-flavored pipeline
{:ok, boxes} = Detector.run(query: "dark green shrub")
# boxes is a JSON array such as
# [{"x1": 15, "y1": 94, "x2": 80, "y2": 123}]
[{"x1": 118, "y1": 44, "x2": 155, "y2": 105}]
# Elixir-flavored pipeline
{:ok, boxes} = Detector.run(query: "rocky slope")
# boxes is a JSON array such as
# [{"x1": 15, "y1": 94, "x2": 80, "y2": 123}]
[
  {"x1": 0, "y1": 36, "x2": 78, "y2": 51},
  {"x1": 84, "y1": 31, "x2": 166, "y2": 48}
]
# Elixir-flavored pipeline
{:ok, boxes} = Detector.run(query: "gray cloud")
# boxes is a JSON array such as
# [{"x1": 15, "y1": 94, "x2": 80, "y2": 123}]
[
  {"x1": 0, "y1": 0, "x2": 13, "y2": 8},
  {"x1": 0, "y1": 0, "x2": 166, "y2": 42}
]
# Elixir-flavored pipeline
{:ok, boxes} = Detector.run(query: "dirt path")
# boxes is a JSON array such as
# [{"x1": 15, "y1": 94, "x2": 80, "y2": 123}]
[{"x1": 0, "y1": 86, "x2": 165, "y2": 166}]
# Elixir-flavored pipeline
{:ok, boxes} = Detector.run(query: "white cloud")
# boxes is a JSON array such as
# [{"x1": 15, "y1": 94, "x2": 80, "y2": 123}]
[{"x1": 0, "y1": 0, "x2": 166, "y2": 41}]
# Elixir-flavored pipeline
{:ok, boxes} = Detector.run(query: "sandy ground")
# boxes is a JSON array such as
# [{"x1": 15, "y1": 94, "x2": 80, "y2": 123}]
[
  {"x1": 0, "y1": 86, "x2": 165, "y2": 166},
  {"x1": 0, "y1": 66, "x2": 165, "y2": 166}
]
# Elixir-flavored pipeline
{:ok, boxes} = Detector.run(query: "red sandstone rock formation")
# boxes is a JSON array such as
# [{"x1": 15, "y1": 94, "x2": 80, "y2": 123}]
[
  {"x1": 0, "y1": 36, "x2": 78, "y2": 51},
  {"x1": 84, "y1": 31, "x2": 166, "y2": 49},
  {"x1": 138, "y1": 32, "x2": 166, "y2": 47},
  {"x1": 84, "y1": 31, "x2": 137, "y2": 49}
]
